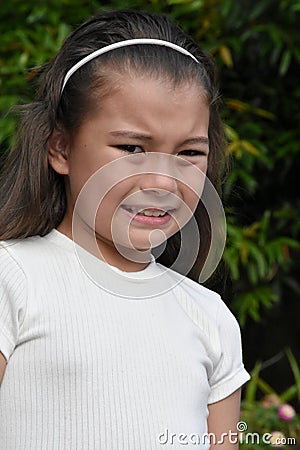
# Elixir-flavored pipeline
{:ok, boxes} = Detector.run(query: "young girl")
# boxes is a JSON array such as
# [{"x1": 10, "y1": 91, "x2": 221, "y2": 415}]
[{"x1": 0, "y1": 9, "x2": 250, "y2": 449}]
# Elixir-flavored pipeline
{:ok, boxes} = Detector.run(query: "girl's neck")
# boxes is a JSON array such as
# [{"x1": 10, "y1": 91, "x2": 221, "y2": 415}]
[{"x1": 56, "y1": 222, "x2": 152, "y2": 273}]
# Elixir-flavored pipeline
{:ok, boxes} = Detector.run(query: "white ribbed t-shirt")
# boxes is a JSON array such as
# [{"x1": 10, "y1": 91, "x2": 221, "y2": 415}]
[{"x1": 0, "y1": 230, "x2": 250, "y2": 449}]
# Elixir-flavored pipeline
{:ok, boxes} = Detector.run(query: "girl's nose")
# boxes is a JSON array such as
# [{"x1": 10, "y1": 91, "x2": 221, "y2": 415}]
[
  {"x1": 139, "y1": 172, "x2": 178, "y2": 196},
  {"x1": 135, "y1": 152, "x2": 182, "y2": 196}
]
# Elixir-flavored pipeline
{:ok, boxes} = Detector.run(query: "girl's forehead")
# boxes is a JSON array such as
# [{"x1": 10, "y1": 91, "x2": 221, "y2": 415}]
[
  {"x1": 96, "y1": 74, "x2": 206, "y2": 112},
  {"x1": 118, "y1": 72, "x2": 204, "y2": 94},
  {"x1": 95, "y1": 77, "x2": 207, "y2": 121},
  {"x1": 81, "y1": 77, "x2": 209, "y2": 144}
]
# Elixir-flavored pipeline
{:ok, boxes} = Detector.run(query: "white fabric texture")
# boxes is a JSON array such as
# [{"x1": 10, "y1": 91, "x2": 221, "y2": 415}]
[{"x1": 0, "y1": 230, "x2": 250, "y2": 449}]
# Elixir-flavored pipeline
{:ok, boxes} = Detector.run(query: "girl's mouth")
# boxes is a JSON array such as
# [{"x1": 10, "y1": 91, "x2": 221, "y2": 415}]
[{"x1": 120, "y1": 205, "x2": 175, "y2": 226}]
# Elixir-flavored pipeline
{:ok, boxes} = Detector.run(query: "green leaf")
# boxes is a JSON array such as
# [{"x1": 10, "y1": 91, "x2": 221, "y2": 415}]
[
  {"x1": 279, "y1": 50, "x2": 291, "y2": 76},
  {"x1": 257, "y1": 377, "x2": 276, "y2": 395},
  {"x1": 245, "y1": 361, "x2": 262, "y2": 404},
  {"x1": 286, "y1": 348, "x2": 300, "y2": 403}
]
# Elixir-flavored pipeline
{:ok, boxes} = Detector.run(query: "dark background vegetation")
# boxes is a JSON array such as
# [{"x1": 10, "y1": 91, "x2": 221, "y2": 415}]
[{"x1": 1, "y1": 0, "x2": 299, "y2": 405}]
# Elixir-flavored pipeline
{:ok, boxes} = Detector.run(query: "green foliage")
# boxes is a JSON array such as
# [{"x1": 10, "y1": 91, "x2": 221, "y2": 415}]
[
  {"x1": 240, "y1": 350, "x2": 300, "y2": 448},
  {"x1": 0, "y1": 0, "x2": 299, "y2": 327},
  {"x1": 224, "y1": 210, "x2": 299, "y2": 326}
]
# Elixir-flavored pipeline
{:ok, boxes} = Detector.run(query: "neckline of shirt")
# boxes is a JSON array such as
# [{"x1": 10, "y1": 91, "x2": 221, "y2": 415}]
[{"x1": 45, "y1": 228, "x2": 160, "y2": 281}]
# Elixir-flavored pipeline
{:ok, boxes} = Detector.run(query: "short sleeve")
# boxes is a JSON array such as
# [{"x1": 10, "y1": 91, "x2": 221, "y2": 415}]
[
  {"x1": 0, "y1": 244, "x2": 27, "y2": 362},
  {"x1": 207, "y1": 298, "x2": 250, "y2": 404}
]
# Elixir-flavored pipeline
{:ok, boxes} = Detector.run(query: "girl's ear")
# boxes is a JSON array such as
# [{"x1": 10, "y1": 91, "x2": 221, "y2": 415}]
[{"x1": 48, "y1": 128, "x2": 70, "y2": 175}]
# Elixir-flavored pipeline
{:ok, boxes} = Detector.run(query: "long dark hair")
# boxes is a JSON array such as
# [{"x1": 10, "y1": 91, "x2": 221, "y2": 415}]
[{"x1": 0, "y1": 9, "x2": 226, "y2": 282}]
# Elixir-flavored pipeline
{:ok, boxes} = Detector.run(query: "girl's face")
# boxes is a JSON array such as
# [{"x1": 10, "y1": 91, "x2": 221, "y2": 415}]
[{"x1": 49, "y1": 75, "x2": 210, "y2": 270}]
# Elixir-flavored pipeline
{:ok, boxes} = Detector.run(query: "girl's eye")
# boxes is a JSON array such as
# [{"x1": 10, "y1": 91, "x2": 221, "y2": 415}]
[
  {"x1": 178, "y1": 150, "x2": 207, "y2": 157},
  {"x1": 116, "y1": 145, "x2": 144, "y2": 154}
]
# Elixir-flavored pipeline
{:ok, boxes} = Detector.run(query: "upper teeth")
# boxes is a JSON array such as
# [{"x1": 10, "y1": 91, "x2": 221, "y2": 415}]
[
  {"x1": 126, "y1": 207, "x2": 166, "y2": 216},
  {"x1": 142, "y1": 210, "x2": 166, "y2": 217}
]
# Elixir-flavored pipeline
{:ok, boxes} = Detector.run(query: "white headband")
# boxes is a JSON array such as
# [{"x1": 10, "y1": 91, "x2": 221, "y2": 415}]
[{"x1": 61, "y1": 38, "x2": 199, "y2": 93}]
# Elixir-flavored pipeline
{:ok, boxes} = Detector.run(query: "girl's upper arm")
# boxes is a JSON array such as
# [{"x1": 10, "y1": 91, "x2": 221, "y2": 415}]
[
  {"x1": 207, "y1": 388, "x2": 241, "y2": 449},
  {"x1": 0, "y1": 351, "x2": 7, "y2": 385}
]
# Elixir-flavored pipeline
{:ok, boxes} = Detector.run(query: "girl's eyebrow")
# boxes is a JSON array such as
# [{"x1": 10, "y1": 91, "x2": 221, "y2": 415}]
[
  {"x1": 109, "y1": 130, "x2": 209, "y2": 146},
  {"x1": 109, "y1": 130, "x2": 152, "y2": 141},
  {"x1": 181, "y1": 136, "x2": 209, "y2": 146}
]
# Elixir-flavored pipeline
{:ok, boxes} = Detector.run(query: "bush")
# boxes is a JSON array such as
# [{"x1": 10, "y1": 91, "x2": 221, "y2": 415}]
[{"x1": 240, "y1": 349, "x2": 300, "y2": 448}]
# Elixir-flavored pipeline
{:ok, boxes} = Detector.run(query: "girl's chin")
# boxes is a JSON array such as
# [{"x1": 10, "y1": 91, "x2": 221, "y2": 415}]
[
  {"x1": 129, "y1": 227, "x2": 178, "y2": 247},
  {"x1": 111, "y1": 232, "x2": 169, "y2": 257}
]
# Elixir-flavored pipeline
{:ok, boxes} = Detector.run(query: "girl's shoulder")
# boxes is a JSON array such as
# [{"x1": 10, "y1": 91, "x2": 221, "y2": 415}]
[
  {"x1": 160, "y1": 264, "x2": 239, "y2": 337},
  {"x1": 166, "y1": 268, "x2": 250, "y2": 398},
  {"x1": 0, "y1": 238, "x2": 31, "y2": 272},
  {"x1": 0, "y1": 230, "x2": 72, "y2": 267},
  {"x1": 0, "y1": 234, "x2": 46, "y2": 267},
  {"x1": 156, "y1": 262, "x2": 223, "y2": 318},
  {"x1": 0, "y1": 232, "x2": 75, "y2": 294},
  {"x1": 0, "y1": 234, "x2": 41, "y2": 252}
]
